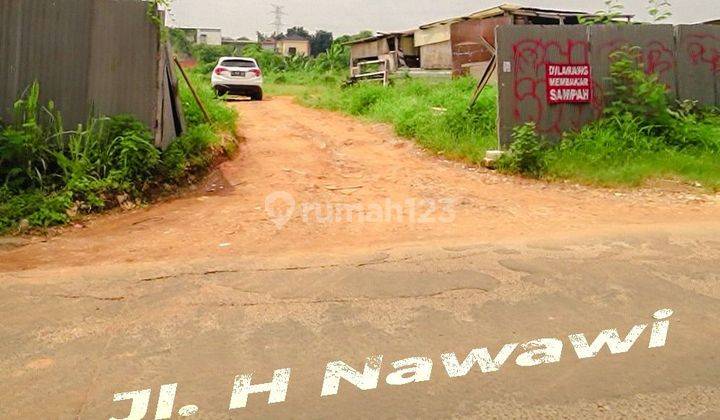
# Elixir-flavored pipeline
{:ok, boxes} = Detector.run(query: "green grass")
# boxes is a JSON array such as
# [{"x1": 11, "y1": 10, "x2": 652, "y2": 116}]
[
  {"x1": 543, "y1": 114, "x2": 720, "y2": 190},
  {"x1": 178, "y1": 70, "x2": 237, "y2": 134},
  {"x1": 267, "y1": 63, "x2": 720, "y2": 191},
  {"x1": 0, "y1": 73, "x2": 238, "y2": 234},
  {"x1": 547, "y1": 149, "x2": 720, "y2": 189},
  {"x1": 267, "y1": 72, "x2": 498, "y2": 164}
]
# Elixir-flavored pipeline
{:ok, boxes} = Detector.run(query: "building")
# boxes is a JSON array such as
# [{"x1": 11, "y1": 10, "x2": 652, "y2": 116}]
[
  {"x1": 276, "y1": 35, "x2": 311, "y2": 56},
  {"x1": 177, "y1": 27, "x2": 223, "y2": 45},
  {"x1": 261, "y1": 39, "x2": 277, "y2": 51},
  {"x1": 704, "y1": 19, "x2": 720, "y2": 25},
  {"x1": 345, "y1": 4, "x2": 631, "y2": 79},
  {"x1": 420, "y1": 4, "x2": 600, "y2": 76},
  {"x1": 346, "y1": 31, "x2": 420, "y2": 74},
  {"x1": 222, "y1": 37, "x2": 257, "y2": 51}
]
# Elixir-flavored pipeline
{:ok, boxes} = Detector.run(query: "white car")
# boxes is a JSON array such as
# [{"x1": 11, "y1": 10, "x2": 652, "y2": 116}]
[{"x1": 211, "y1": 57, "x2": 264, "y2": 100}]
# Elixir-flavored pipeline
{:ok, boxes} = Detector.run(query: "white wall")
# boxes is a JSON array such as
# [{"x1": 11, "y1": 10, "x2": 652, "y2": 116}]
[{"x1": 197, "y1": 29, "x2": 222, "y2": 45}]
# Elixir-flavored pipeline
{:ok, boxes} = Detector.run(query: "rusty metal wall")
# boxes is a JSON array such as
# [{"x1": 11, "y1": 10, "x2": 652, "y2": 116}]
[
  {"x1": 496, "y1": 24, "x2": 720, "y2": 147},
  {"x1": 0, "y1": 0, "x2": 161, "y2": 131},
  {"x1": 450, "y1": 16, "x2": 511, "y2": 77}
]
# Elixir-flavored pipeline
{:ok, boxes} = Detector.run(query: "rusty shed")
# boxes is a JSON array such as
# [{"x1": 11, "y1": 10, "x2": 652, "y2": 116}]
[
  {"x1": 346, "y1": 30, "x2": 419, "y2": 74},
  {"x1": 416, "y1": 4, "x2": 633, "y2": 77},
  {"x1": 451, "y1": 5, "x2": 589, "y2": 77}
]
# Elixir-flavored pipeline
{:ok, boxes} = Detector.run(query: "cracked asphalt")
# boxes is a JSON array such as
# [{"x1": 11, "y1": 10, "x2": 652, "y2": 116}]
[
  {"x1": 2, "y1": 231, "x2": 720, "y2": 418},
  {"x1": 1, "y1": 98, "x2": 720, "y2": 418}
]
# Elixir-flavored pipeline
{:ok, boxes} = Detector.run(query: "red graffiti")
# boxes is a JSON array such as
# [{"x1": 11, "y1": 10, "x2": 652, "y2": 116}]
[
  {"x1": 684, "y1": 34, "x2": 720, "y2": 73},
  {"x1": 511, "y1": 38, "x2": 600, "y2": 135},
  {"x1": 510, "y1": 37, "x2": 676, "y2": 135},
  {"x1": 596, "y1": 39, "x2": 674, "y2": 78}
]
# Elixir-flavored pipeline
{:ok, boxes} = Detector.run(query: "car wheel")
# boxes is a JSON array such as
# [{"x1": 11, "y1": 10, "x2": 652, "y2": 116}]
[{"x1": 253, "y1": 90, "x2": 264, "y2": 101}]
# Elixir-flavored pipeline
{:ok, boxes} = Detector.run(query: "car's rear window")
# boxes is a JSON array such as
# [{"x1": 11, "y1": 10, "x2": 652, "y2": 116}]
[{"x1": 221, "y1": 60, "x2": 255, "y2": 68}]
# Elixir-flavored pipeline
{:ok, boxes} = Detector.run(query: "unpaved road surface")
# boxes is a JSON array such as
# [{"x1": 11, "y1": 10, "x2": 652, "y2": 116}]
[
  {"x1": 1, "y1": 96, "x2": 719, "y2": 272},
  {"x1": 1, "y1": 97, "x2": 720, "y2": 418}
]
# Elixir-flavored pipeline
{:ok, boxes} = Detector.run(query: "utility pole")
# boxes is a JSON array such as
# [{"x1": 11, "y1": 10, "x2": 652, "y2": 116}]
[{"x1": 270, "y1": 4, "x2": 285, "y2": 36}]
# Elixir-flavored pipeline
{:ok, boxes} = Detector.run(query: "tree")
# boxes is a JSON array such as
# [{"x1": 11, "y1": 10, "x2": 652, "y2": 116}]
[
  {"x1": 310, "y1": 30, "x2": 333, "y2": 56},
  {"x1": 334, "y1": 30, "x2": 374, "y2": 45},
  {"x1": 286, "y1": 26, "x2": 310, "y2": 39}
]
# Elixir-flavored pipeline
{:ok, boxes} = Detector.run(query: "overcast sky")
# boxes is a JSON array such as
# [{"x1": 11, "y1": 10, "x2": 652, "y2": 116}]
[{"x1": 168, "y1": 1, "x2": 718, "y2": 39}]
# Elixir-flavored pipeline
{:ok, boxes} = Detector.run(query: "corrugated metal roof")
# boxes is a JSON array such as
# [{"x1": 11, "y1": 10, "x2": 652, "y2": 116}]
[
  {"x1": 419, "y1": 3, "x2": 592, "y2": 29},
  {"x1": 344, "y1": 30, "x2": 415, "y2": 46}
]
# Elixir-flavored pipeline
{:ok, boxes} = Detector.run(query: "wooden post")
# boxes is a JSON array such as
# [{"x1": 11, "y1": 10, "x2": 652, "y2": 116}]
[
  {"x1": 383, "y1": 59, "x2": 389, "y2": 86},
  {"x1": 173, "y1": 56, "x2": 212, "y2": 125}
]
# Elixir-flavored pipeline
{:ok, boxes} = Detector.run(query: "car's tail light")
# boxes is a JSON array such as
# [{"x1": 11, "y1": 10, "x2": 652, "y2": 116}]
[
  {"x1": 214, "y1": 67, "x2": 228, "y2": 75},
  {"x1": 250, "y1": 69, "x2": 262, "y2": 77}
]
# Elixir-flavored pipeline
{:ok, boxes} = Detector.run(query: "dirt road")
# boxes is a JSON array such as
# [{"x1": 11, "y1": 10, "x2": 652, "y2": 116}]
[
  {"x1": 1, "y1": 96, "x2": 718, "y2": 272},
  {"x1": 1, "y1": 97, "x2": 720, "y2": 418}
]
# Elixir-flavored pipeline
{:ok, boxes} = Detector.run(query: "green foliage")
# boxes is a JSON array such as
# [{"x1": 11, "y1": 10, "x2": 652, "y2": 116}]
[
  {"x1": 0, "y1": 190, "x2": 72, "y2": 231},
  {"x1": 497, "y1": 123, "x2": 547, "y2": 177},
  {"x1": 162, "y1": 125, "x2": 217, "y2": 181},
  {"x1": 604, "y1": 47, "x2": 671, "y2": 127},
  {"x1": 0, "y1": 83, "x2": 62, "y2": 191},
  {"x1": 169, "y1": 28, "x2": 193, "y2": 56},
  {"x1": 648, "y1": 0, "x2": 672, "y2": 22},
  {"x1": 542, "y1": 63, "x2": 720, "y2": 189},
  {"x1": 346, "y1": 84, "x2": 386, "y2": 115},
  {"x1": 178, "y1": 70, "x2": 236, "y2": 132},
  {"x1": 334, "y1": 31, "x2": 374, "y2": 45},
  {"x1": 285, "y1": 26, "x2": 311, "y2": 39},
  {"x1": 145, "y1": 0, "x2": 170, "y2": 40},
  {"x1": 310, "y1": 30, "x2": 334, "y2": 56},
  {"x1": 259, "y1": 40, "x2": 720, "y2": 191},
  {"x1": 545, "y1": 119, "x2": 720, "y2": 190},
  {"x1": 1, "y1": 79, "x2": 236, "y2": 233},
  {"x1": 269, "y1": 75, "x2": 498, "y2": 163},
  {"x1": 191, "y1": 44, "x2": 238, "y2": 66},
  {"x1": 580, "y1": 0, "x2": 627, "y2": 24},
  {"x1": 241, "y1": 41, "x2": 349, "y2": 74}
]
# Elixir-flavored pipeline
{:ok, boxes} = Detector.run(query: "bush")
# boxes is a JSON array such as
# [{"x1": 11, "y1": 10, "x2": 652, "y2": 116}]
[
  {"x1": 169, "y1": 28, "x2": 193, "y2": 56},
  {"x1": 498, "y1": 47, "x2": 720, "y2": 189},
  {"x1": 268, "y1": 76, "x2": 499, "y2": 163},
  {"x1": 191, "y1": 44, "x2": 237, "y2": 66},
  {"x1": 346, "y1": 84, "x2": 386, "y2": 115},
  {"x1": 0, "y1": 80, "x2": 237, "y2": 233},
  {"x1": 497, "y1": 123, "x2": 547, "y2": 177},
  {"x1": 178, "y1": 71, "x2": 236, "y2": 132},
  {"x1": 262, "y1": 42, "x2": 720, "y2": 190},
  {"x1": 604, "y1": 46, "x2": 672, "y2": 128},
  {"x1": 161, "y1": 125, "x2": 218, "y2": 181},
  {"x1": 241, "y1": 42, "x2": 349, "y2": 74}
]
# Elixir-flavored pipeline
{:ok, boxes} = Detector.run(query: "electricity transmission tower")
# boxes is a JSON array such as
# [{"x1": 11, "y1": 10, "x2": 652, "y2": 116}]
[{"x1": 270, "y1": 4, "x2": 285, "y2": 35}]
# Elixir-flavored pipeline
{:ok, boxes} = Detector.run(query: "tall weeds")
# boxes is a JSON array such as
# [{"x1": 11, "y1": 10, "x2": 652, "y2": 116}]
[
  {"x1": 0, "y1": 80, "x2": 236, "y2": 232},
  {"x1": 275, "y1": 76, "x2": 499, "y2": 163}
]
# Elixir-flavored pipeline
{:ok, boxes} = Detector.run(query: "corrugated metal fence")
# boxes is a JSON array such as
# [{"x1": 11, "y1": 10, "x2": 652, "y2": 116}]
[
  {"x1": 496, "y1": 24, "x2": 720, "y2": 146},
  {"x1": 0, "y1": 0, "x2": 182, "y2": 148}
]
